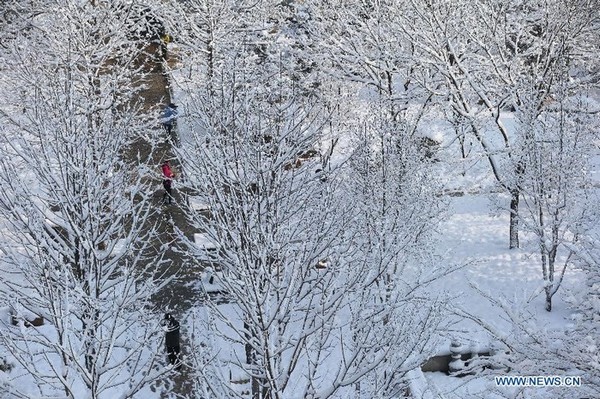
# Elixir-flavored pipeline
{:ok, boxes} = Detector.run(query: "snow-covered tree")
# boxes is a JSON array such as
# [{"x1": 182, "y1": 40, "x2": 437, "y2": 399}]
[
  {"x1": 317, "y1": 0, "x2": 431, "y2": 117},
  {"x1": 163, "y1": 0, "x2": 243, "y2": 95},
  {"x1": 0, "y1": 1, "x2": 171, "y2": 397},
  {"x1": 516, "y1": 93, "x2": 597, "y2": 311},
  {"x1": 403, "y1": 0, "x2": 600, "y2": 249},
  {"x1": 174, "y1": 26, "x2": 450, "y2": 396}
]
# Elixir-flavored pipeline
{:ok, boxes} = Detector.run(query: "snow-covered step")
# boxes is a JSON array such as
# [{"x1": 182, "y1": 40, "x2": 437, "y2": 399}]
[
  {"x1": 194, "y1": 233, "x2": 219, "y2": 250},
  {"x1": 189, "y1": 197, "x2": 210, "y2": 212},
  {"x1": 201, "y1": 267, "x2": 224, "y2": 293},
  {"x1": 109, "y1": 239, "x2": 127, "y2": 257}
]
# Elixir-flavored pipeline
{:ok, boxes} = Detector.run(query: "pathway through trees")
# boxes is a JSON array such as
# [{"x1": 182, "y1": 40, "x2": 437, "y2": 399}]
[{"x1": 123, "y1": 41, "x2": 201, "y2": 398}]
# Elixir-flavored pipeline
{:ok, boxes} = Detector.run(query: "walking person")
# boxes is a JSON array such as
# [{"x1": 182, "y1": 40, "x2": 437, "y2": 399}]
[
  {"x1": 162, "y1": 159, "x2": 176, "y2": 204},
  {"x1": 160, "y1": 103, "x2": 178, "y2": 136},
  {"x1": 162, "y1": 313, "x2": 181, "y2": 369}
]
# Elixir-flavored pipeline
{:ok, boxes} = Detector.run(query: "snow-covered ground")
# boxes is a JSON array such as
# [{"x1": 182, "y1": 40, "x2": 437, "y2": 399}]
[
  {"x1": 441, "y1": 192, "x2": 581, "y2": 326},
  {"x1": 410, "y1": 131, "x2": 593, "y2": 397}
]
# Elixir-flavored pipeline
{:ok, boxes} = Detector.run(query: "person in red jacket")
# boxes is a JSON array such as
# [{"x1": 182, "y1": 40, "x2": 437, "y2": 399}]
[{"x1": 161, "y1": 160, "x2": 176, "y2": 204}]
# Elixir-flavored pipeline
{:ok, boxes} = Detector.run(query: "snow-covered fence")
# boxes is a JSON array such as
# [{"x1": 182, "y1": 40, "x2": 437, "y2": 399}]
[{"x1": 421, "y1": 339, "x2": 497, "y2": 376}]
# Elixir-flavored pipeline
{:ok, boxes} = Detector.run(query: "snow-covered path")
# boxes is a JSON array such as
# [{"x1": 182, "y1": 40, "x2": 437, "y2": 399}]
[{"x1": 123, "y1": 41, "x2": 202, "y2": 398}]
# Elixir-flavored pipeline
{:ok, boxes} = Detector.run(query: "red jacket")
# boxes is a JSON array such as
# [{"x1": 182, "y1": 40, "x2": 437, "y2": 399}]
[{"x1": 162, "y1": 163, "x2": 174, "y2": 179}]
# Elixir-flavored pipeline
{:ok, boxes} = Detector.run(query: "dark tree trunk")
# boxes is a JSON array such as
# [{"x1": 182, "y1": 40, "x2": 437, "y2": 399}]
[
  {"x1": 545, "y1": 289, "x2": 552, "y2": 312},
  {"x1": 245, "y1": 320, "x2": 261, "y2": 399},
  {"x1": 509, "y1": 188, "x2": 520, "y2": 249}
]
